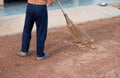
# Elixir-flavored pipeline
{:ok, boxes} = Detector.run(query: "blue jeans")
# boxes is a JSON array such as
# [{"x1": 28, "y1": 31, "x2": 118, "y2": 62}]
[{"x1": 21, "y1": 3, "x2": 48, "y2": 57}]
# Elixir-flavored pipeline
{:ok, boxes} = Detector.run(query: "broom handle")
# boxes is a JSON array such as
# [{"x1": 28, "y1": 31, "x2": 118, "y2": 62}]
[{"x1": 56, "y1": 0, "x2": 66, "y2": 15}]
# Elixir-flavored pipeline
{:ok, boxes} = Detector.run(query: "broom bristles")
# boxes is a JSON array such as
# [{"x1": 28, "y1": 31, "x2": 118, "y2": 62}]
[
  {"x1": 56, "y1": 0, "x2": 91, "y2": 43},
  {"x1": 64, "y1": 14, "x2": 91, "y2": 43}
]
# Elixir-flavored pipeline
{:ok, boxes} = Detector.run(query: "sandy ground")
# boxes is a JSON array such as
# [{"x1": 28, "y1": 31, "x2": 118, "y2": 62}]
[{"x1": 0, "y1": 16, "x2": 120, "y2": 78}]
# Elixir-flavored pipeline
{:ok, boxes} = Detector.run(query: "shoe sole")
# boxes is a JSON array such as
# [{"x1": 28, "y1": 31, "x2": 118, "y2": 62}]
[
  {"x1": 37, "y1": 54, "x2": 50, "y2": 60},
  {"x1": 16, "y1": 51, "x2": 28, "y2": 57}
]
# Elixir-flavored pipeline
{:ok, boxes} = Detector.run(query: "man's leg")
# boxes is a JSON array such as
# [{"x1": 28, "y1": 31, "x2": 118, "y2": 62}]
[
  {"x1": 35, "y1": 5, "x2": 48, "y2": 57},
  {"x1": 21, "y1": 4, "x2": 34, "y2": 53}
]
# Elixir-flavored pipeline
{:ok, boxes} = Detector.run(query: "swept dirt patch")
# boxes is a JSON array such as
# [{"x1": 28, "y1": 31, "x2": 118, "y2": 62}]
[{"x1": 0, "y1": 17, "x2": 120, "y2": 78}]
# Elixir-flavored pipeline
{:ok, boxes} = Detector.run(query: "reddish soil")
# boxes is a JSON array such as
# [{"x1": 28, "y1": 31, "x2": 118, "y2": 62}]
[{"x1": 0, "y1": 17, "x2": 120, "y2": 78}]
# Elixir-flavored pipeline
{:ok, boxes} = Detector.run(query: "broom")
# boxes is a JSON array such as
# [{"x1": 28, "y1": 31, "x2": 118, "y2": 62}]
[{"x1": 56, "y1": 0, "x2": 92, "y2": 43}]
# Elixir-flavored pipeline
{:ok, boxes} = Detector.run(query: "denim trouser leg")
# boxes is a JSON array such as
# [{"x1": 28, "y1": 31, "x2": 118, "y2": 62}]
[
  {"x1": 21, "y1": 3, "x2": 48, "y2": 57},
  {"x1": 35, "y1": 5, "x2": 48, "y2": 57},
  {"x1": 21, "y1": 4, "x2": 34, "y2": 53}
]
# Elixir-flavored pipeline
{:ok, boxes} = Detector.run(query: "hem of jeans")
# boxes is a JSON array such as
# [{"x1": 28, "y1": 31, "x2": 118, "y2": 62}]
[
  {"x1": 21, "y1": 49, "x2": 28, "y2": 53},
  {"x1": 37, "y1": 53, "x2": 45, "y2": 57}
]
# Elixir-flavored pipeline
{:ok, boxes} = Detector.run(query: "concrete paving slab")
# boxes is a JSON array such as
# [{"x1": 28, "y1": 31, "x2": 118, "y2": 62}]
[
  {"x1": 107, "y1": 1, "x2": 120, "y2": 8},
  {"x1": 0, "y1": 4, "x2": 120, "y2": 36}
]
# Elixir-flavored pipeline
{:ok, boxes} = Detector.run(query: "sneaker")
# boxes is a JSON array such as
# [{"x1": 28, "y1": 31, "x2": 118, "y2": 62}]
[
  {"x1": 16, "y1": 51, "x2": 28, "y2": 57},
  {"x1": 37, "y1": 54, "x2": 50, "y2": 60}
]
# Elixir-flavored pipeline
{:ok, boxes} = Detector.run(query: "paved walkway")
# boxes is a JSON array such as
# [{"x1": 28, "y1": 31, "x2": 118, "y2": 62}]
[{"x1": 0, "y1": 3, "x2": 120, "y2": 37}]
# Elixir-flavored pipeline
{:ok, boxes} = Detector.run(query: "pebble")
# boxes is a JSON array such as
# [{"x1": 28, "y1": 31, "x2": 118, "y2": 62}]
[
  {"x1": 90, "y1": 45, "x2": 96, "y2": 49},
  {"x1": 90, "y1": 39, "x2": 94, "y2": 42}
]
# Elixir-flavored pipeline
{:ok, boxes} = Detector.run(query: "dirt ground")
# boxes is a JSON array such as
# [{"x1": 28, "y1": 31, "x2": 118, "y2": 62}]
[{"x1": 0, "y1": 16, "x2": 120, "y2": 78}]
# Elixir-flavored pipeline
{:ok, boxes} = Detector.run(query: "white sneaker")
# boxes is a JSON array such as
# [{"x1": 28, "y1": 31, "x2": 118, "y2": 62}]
[
  {"x1": 16, "y1": 51, "x2": 28, "y2": 57},
  {"x1": 37, "y1": 54, "x2": 50, "y2": 60}
]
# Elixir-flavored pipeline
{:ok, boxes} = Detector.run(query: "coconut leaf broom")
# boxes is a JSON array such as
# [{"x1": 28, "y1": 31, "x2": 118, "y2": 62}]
[{"x1": 56, "y1": 0, "x2": 93, "y2": 43}]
